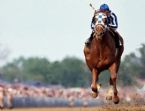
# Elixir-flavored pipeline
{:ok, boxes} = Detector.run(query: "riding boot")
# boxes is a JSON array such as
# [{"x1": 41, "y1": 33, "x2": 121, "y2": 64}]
[
  {"x1": 114, "y1": 31, "x2": 122, "y2": 48},
  {"x1": 85, "y1": 32, "x2": 94, "y2": 46},
  {"x1": 109, "y1": 28, "x2": 121, "y2": 48}
]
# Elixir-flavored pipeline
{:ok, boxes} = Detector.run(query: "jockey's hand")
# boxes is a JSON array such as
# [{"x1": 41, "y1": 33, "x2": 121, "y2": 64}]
[{"x1": 91, "y1": 23, "x2": 94, "y2": 29}]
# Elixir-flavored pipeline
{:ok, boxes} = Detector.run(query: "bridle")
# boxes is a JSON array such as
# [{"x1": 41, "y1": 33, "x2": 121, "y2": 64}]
[
  {"x1": 94, "y1": 24, "x2": 107, "y2": 37},
  {"x1": 94, "y1": 12, "x2": 108, "y2": 38}
]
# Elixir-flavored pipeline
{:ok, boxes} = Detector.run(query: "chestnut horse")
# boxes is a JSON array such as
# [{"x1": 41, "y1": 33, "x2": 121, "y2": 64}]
[{"x1": 84, "y1": 11, "x2": 124, "y2": 104}]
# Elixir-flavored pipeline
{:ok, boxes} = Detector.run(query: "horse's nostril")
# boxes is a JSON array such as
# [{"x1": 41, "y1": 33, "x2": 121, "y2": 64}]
[{"x1": 95, "y1": 25, "x2": 105, "y2": 36}]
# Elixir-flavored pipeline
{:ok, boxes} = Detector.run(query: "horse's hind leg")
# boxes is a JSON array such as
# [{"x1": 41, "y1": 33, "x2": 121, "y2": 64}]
[
  {"x1": 108, "y1": 63, "x2": 119, "y2": 104},
  {"x1": 106, "y1": 78, "x2": 114, "y2": 100}
]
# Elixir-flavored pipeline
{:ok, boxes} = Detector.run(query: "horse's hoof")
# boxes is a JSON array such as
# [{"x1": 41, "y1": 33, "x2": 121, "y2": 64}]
[
  {"x1": 92, "y1": 92, "x2": 98, "y2": 98},
  {"x1": 106, "y1": 95, "x2": 112, "y2": 100},
  {"x1": 0, "y1": 106, "x2": 4, "y2": 110},
  {"x1": 113, "y1": 96, "x2": 120, "y2": 104},
  {"x1": 91, "y1": 84, "x2": 99, "y2": 93},
  {"x1": 8, "y1": 106, "x2": 13, "y2": 109}
]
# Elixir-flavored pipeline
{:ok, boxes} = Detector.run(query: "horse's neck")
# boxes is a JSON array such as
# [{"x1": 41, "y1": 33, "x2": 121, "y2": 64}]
[
  {"x1": 94, "y1": 31, "x2": 113, "y2": 46},
  {"x1": 91, "y1": 37, "x2": 104, "y2": 55},
  {"x1": 92, "y1": 32, "x2": 115, "y2": 54},
  {"x1": 92, "y1": 35, "x2": 106, "y2": 47}
]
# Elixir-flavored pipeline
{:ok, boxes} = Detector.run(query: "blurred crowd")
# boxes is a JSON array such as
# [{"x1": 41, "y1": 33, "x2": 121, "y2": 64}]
[{"x1": 0, "y1": 81, "x2": 144, "y2": 108}]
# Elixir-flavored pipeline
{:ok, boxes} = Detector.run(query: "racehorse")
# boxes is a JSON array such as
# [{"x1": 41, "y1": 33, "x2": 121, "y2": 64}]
[{"x1": 84, "y1": 10, "x2": 124, "y2": 104}]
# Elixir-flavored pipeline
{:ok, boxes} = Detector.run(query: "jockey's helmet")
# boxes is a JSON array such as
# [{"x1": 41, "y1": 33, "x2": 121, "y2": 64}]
[{"x1": 100, "y1": 4, "x2": 110, "y2": 12}]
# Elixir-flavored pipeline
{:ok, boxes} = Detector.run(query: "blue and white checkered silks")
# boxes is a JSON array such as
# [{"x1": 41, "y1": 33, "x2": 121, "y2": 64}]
[{"x1": 95, "y1": 13, "x2": 107, "y2": 25}]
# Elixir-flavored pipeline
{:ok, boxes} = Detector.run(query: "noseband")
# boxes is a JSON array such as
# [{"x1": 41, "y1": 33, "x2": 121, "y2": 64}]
[{"x1": 94, "y1": 24, "x2": 107, "y2": 37}]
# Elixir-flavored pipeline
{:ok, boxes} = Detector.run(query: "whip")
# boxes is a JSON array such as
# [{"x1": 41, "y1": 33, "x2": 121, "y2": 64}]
[{"x1": 89, "y1": 3, "x2": 96, "y2": 11}]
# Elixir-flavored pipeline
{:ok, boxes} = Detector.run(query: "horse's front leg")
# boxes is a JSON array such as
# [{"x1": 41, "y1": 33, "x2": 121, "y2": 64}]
[
  {"x1": 109, "y1": 63, "x2": 119, "y2": 104},
  {"x1": 91, "y1": 68, "x2": 100, "y2": 98}
]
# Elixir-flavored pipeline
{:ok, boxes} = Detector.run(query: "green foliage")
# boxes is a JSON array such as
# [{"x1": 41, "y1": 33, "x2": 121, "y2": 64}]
[
  {"x1": 118, "y1": 44, "x2": 145, "y2": 86},
  {"x1": 1, "y1": 56, "x2": 90, "y2": 87},
  {"x1": 1, "y1": 43, "x2": 145, "y2": 87}
]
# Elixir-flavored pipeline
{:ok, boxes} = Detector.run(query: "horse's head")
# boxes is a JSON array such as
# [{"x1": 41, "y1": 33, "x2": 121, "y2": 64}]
[{"x1": 94, "y1": 11, "x2": 108, "y2": 39}]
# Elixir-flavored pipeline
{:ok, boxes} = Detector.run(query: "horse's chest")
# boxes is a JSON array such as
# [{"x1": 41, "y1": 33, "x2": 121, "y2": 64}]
[{"x1": 90, "y1": 47, "x2": 115, "y2": 68}]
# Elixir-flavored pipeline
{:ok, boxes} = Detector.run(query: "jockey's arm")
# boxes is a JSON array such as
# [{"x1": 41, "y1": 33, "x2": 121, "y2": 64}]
[
  {"x1": 91, "y1": 16, "x2": 95, "y2": 29},
  {"x1": 91, "y1": 10, "x2": 98, "y2": 30},
  {"x1": 108, "y1": 12, "x2": 118, "y2": 29}
]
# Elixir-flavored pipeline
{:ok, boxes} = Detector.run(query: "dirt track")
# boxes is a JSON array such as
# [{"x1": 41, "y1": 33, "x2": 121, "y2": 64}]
[{"x1": 2, "y1": 105, "x2": 145, "y2": 111}]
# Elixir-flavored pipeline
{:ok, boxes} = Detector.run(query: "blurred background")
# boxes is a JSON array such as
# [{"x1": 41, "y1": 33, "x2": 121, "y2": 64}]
[{"x1": 0, "y1": 0, "x2": 145, "y2": 108}]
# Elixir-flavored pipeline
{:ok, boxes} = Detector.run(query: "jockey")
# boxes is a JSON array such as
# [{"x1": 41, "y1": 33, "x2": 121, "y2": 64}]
[{"x1": 85, "y1": 3, "x2": 121, "y2": 48}]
